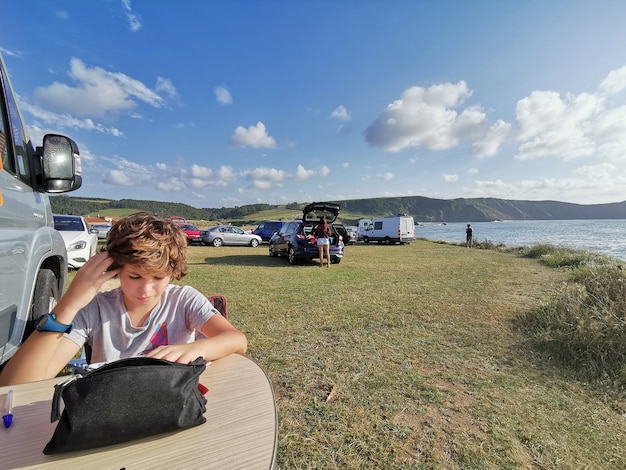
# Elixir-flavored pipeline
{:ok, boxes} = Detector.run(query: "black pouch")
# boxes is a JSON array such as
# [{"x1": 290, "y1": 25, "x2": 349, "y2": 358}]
[{"x1": 43, "y1": 356, "x2": 207, "y2": 455}]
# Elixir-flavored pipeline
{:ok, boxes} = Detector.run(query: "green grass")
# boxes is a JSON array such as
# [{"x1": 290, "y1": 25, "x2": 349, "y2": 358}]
[{"x1": 71, "y1": 241, "x2": 626, "y2": 468}]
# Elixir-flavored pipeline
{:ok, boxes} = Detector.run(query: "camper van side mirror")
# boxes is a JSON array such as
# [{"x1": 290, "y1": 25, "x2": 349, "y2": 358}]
[{"x1": 40, "y1": 134, "x2": 83, "y2": 192}]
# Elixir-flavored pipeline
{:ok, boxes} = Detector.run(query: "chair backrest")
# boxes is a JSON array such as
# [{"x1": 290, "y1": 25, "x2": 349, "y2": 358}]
[{"x1": 208, "y1": 294, "x2": 228, "y2": 320}]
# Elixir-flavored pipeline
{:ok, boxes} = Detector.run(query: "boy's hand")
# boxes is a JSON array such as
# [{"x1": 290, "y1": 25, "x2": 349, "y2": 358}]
[
  {"x1": 144, "y1": 343, "x2": 208, "y2": 364},
  {"x1": 53, "y1": 252, "x2": 120, "y2": 321}
]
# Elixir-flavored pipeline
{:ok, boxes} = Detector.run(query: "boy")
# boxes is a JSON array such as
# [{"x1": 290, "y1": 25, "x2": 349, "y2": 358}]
[{"x1": 0, "y1": 212, "x2": 247, "y2": 385}]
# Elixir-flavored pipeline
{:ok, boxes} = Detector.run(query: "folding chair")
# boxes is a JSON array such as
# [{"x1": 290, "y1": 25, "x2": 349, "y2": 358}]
[{"x1": 208, "y1": 294, "x2": 228, "y2": 319}]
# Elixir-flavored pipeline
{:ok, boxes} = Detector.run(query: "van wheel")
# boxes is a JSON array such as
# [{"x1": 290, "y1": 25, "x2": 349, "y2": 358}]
[
  {"x1": 25, "y1": 269, "x2": 60, "y2": 339},
  {"x1": 269, "y1": 244, "x2": 277, "y2": 257},
  {"x1": 363, "y1": 237, "x2": 369, "y2": 243},
  {"x1": 384, "y1": 237, "x2": 391, "y2": 245},
  {"x1": 331, "y1": 257, "x2": 341, "y2": 264},
  {"x1": 288, "y1": 247, "x2": 298, "y2": 265}
]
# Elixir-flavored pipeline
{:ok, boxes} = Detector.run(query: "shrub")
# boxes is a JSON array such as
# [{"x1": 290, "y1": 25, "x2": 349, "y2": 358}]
[
  {"x1": 520, "y1": 244, "x2": 617, "y2": 269},
  {"x1": 514, "y1": 265, "x2": 626, "y2": 393}
]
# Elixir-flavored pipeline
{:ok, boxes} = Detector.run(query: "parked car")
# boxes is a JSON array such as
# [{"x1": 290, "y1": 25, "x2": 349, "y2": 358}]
[
  {"x1": 347, "y1": 226, "x2": 358, "y2": 244},
  {"x1": 89, "y1": 223, "x2": 112, "y2": 240},
  {"x1": 178, "y1": 223, "x2": 202, "y2": 244},
  {"x1": 333, "y1": 223, "x2": 356, "y2": 245},
  {"x1": 200, "y1": 225, "x2": 262, "y2": 247},
  {"x1": 269, "y1": 202, "x2": 344, "y2": 265},
  {"x1": 169, "y1": 216, "x2": 186, "y2": 224},
  {"x1": 53, "y1": 215, "x2": 98, "y2": 269},
  {"x1": 252, "y1": 220, "x2": 285, "y2": 242},
  {"x1": 359, "y1": 215, "x2": 415, "y2": 244}
]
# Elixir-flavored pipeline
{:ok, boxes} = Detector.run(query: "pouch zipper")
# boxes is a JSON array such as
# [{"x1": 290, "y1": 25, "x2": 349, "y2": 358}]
[{"x1": 51, "y1": 375, "x2": 81, "y2": 422}]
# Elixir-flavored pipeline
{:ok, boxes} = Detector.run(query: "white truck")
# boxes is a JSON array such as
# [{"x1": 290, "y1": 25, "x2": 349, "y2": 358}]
[
  {"x1": 0, "y1": 52, "x2": 83, "y2": 366},
  {"x1": 358, "y1": 215, "x2": 416, "y2": 245}
]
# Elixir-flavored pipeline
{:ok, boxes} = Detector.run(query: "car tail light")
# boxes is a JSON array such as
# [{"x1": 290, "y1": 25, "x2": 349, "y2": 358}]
[{"x1": 296, "y1": 233, "x2": 307, "y2": 241}]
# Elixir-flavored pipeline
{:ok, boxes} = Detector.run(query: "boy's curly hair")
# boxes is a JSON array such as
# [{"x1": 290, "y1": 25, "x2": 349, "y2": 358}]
[{"x1": 105, "y1": 212, "x2": 188, "y2": 279}]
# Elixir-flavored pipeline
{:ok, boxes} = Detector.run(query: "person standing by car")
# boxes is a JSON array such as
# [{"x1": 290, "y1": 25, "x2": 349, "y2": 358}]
[{"x1": 314, "y1": 217, "x2": 332, "y2": 268}]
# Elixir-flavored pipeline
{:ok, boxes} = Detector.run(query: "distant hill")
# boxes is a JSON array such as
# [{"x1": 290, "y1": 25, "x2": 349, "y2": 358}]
[{"x1": 50, "y1": 195, "x2": 626, "y2": 225}]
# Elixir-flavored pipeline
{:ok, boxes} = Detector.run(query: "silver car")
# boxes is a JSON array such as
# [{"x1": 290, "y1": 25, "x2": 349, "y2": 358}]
[
  {"x1": 89, "y1": 224, "x2": 112, "y2": 239},
  {"x1": 200, "y1": 226, "x2": 262, "y2": 247}
]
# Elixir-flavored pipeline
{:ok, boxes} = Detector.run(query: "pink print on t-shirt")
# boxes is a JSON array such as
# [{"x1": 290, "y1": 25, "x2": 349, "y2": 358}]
[{"x1": 149, "y1": 322, "x2": 169, "y2": 348}]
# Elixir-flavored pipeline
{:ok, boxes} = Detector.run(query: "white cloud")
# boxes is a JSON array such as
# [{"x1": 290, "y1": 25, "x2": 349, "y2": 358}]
[
  {"x1": 515, "y1": 90, "x2": 601, "y2": 160},
  {"x1": 294, "y1": 165, "x2": 316, "y2": 181},
  {"x1": 155, "y1": 77, "x2": 179, "y2": 100},
  {"x1": 214, "y1": 86, "x2": 233, "y2": 105},
  {"x1": 365, "y1": 81, "x2": 479, "y2": 152},
  {"x1": 156, "y1": 178, "x2": 187, "y2": 192},
  {"x1": 472, "y1": 120, "x2": 512, "y2": 157},
  {"x1": 377, "y1": 172, "x2": 394, "y2": 181},
  {"x1": 600, "y1": 65, "x2": 626, "y2": 95},
  {"x1": 443, "y1": 173, "x2": 458, "y2": 183},
  {"x1": 121, "y1": 0, "x2": 142, "y2": 32},
  {"x1": 469, "y1": 159, "x2": 626, "y2": 202},
  {"x1": 362, "y1": 64, "x2": 626, "y2": 177},
  {"x1": 244, "y1": 167, "x2": 287, "y2": 189},
  {"x1": 331, "y1": 105, "x2": 351, "y2": 120},
  {"x1": 178, "y1": 164, "x2": 238, "y2": 190},
  {"x1": 20, "y1": 98, "x2": 123, "y2": 136},
  {"x1": 216, "y1": 165, "x2": 237, "y2": 182},
  {"x1": 0, "y1": 47, "x2": 23, "y2": 58},
  {"x1": 230, "y1": 121, "x2": 277, "y2": 148},
  {"x1": 190, "y1": 164, "x2": 213, "y2": 179},
  {"x1": 104, "y1": 169, "x2": 134, "y2": 186},
  {"x1": 31, "y1": 58, "x2": 172, "y2": 118}
]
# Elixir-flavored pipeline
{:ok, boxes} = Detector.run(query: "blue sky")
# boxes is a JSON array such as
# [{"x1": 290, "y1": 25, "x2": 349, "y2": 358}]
[{"x1": 3, "y1": 0, "x2": 626, "y2": 208}]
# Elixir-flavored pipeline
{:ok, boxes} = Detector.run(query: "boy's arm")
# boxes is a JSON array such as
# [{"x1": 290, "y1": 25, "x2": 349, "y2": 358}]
[
  {"x1": 0, "y1": 335, "x2": 81, "y2": 385},
  {"x1": 145, "y1": 314, "x2": 248, "y2": 364},
  {"x1": 0, "y1": 252, "x2": 120, "y2": 385}
]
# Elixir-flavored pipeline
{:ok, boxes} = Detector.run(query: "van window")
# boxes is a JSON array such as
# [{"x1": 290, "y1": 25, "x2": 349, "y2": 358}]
[
  {"x1": 374, "y1": 221, "x2": 383, "y2": 230},
  {"x1": 0, "y1": 116, "x2": 9, "y2": 173},
  {"x1": 3, "y1": 80, "x2": 30, "y2": 184},
  {"x1": 0, "y1": 71, "x2": 14, "y2": 173}
]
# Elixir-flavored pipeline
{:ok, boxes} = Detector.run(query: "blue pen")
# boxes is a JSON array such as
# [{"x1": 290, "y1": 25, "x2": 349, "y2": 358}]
[{"x1": 3, "y1": 389, "x2": 13, "y2": 428}]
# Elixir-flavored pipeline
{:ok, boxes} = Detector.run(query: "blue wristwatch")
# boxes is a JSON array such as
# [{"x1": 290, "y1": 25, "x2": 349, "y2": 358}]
[{"x1": 36, "y1": 313, "x2": 74, "y2": 334}]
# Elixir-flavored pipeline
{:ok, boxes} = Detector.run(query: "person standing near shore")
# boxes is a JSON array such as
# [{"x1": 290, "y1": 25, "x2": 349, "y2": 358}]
[{"x1": 466, "y1": 224, "x2": 473, "y2": 248}]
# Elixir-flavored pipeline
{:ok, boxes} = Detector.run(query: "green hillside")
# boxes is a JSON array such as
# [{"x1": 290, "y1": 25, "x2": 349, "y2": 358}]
[{"x1": 50, "y1": 195, "x2": 626, "y2": 225}]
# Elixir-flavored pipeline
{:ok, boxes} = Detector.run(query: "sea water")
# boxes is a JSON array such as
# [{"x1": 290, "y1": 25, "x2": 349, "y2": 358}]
[{"x1": 415, "y1": 219, "x2": 626, "y2": 262}]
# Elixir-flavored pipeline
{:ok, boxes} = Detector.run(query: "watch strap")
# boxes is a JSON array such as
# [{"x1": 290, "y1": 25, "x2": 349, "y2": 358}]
[{"x1": 37, "y1": 313, "x2": 74, "y2": 334}]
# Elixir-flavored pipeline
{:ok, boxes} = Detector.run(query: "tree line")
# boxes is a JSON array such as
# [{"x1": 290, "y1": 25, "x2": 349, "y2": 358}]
[{"x1": 50, "y1": 195, "x2": 626, "y2": 223}]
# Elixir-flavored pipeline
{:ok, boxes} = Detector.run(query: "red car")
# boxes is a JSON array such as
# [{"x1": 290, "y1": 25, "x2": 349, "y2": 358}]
[{"x1": 178, "y1": 223, "x2": 201, "y2": 244}]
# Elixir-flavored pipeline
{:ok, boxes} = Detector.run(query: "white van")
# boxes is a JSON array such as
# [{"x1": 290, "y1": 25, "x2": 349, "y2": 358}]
[
  {"x1": 0, "y1": 53, "x2": 83, "y2": 366},
  {"x1": 359, "y1": 215, "x2": 416, "y2": 245}
]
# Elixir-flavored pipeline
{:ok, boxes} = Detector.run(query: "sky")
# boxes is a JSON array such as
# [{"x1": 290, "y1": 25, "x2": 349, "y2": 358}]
[{"x1": 2, "y1": 0, "x2": 626, "y2": 209}]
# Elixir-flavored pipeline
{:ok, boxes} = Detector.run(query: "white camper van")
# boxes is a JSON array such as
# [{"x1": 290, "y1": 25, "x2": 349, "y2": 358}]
[
  {"x1": 0, "y1": 52, "x2": 83, "y2": 366},
  {"x1": 359, "y1": 215, "x2": 416, "y2": 245}
]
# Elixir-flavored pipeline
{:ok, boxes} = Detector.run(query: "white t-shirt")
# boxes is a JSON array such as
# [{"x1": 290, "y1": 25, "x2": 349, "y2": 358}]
[{"x1": 65, "y1": 285, "x2": 219, "y2": 363}]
